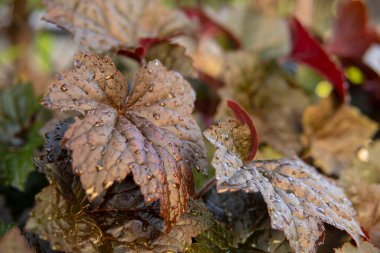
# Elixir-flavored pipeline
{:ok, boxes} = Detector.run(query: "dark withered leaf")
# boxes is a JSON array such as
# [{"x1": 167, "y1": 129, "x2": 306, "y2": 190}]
[
  {"x1": 202, "y1": 187, "x2": 291, "y2": 252},
  {"x1": 41, "y1": 54, "x2": 207, "y2": 229},
  {"x1": 26, "y1": 177, "x2": 210, "y2": 253},
  {"x1": 302, "y1": 97, "x2": 378, "y2": 176},
  {"x1": 26, "y1": 185, "x2": 104, "y2": 252},
  {"x1": 34, "y1": 118, "x2": 82, "y2": 201},
  {"x1": 204, "y1": 117, "x2": 364, "y2": 253},
  {"x1": 43, "y1": 0, "x2": 192, "y2": 53},
  {"x1": 0, "y1": 227, "x2": 34, "y2": 253}
]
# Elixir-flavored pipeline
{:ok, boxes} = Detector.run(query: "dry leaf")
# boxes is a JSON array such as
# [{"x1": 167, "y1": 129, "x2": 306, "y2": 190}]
[
  {"x1": 335, "y1": 242, "x2": 380, "y2": 253},
  {"x1": 43, "y1": 0, "x2": 192, "y2": 53},
  {"x1": 41, "y1": 54, "x2": 207, "y2": 229},
  {"x1": 0, "y1": 227, "x2": 33, "y2": 253},
  {"x1": 204, "y1": 116, "x2": 364, "y2": 253},
  {"x1": 340, "y1": 141, "x2": 380, "y2": 248},
  {"x1": 145, "y1": 42, "x2": 197, "y2": 78},
  {"x1": 217, "y1": 51, "x2": 310, "y2": 155},
  {"x1": 302, "y1": 97, "x2": 378, "y2": 176}
]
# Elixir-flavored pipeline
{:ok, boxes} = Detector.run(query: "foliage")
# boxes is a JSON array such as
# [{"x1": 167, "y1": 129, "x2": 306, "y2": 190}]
[{"x1": 1, "y1": 0, "x2": 380, "y2": 252}]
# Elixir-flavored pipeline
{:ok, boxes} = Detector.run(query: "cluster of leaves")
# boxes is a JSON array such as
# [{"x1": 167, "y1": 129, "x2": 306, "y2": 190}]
[{"x1": 1, "y1": 0, "x2": 380, "y2": 252}]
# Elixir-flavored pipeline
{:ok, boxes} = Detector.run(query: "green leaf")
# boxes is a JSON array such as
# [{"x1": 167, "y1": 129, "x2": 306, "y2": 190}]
[
  {"x1": 0, "y1": 218, "x2": 12, "y2": 236},
  {"x1": 0, "y1": 83, "x2": 47, "y2": 190}
]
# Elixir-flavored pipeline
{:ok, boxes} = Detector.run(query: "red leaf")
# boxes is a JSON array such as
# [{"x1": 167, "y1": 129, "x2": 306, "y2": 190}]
[
  {"x1": 327, "y1": 0, "x2": 380, "y2": 59},
  {"x1": 226, "y1": 100, "x2": 258, "y2": 161},
  {"x1": 288, "y1": 17, "x2": 347, "y2": 102},
  {"x1": 182, "y1": 7, "x2": 241, "y2": 49}
]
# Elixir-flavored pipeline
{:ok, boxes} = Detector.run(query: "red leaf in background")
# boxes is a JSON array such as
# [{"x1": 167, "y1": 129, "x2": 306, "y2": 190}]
[
  {"x1": 182, "y1": 7, "x2": 241, "y2": 49},
  {"x1": 288, "y1": 17, "x2": 346, "y2": 102},
  {"x1": 227, "y1": 100, "x2": 259, "y2": 161},
  {"x1": 327, "y1": 0, "x2": 380, "y2": 59}
]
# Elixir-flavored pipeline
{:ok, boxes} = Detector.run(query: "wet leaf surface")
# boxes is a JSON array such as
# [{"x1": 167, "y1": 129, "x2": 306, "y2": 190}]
[
  {"x1": 204, "y1": 113, "x2": 364, "y2": 253},
  {"x1": 41, "y1": 54, "x2": 207, "y2": 229}
]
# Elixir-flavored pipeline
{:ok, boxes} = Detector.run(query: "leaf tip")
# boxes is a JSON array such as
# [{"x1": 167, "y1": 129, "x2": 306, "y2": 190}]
[{"x1": 226, "y1": 100, "x2": 259, "y2": 161}]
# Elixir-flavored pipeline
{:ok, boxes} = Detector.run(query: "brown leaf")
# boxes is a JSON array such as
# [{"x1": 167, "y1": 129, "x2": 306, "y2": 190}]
[
  {"x1": 43, "y1": 0, "x2": 192, "y2": 53},
  {"x1": 217, "y1": 51, "x2": 310, "y2": 155},
  {"x1": 145, "y1": 42, "x2": 197, "y2": 78},
  {"x1": 0, "y1": 227, "x2": 33, "y2": 253},
  {"x1": 340, "y1": 141, "x2": 380, "y2": 248},
  {"x1": 204, "y1": 118, "x2": 364, "y2": 253},
  {"x1": 335, "y1": 242, "x2": 380, "y2": 253},
  {"x1": 302, "y1": 97, "x2": 378, "y2": 176},
  {"x1": 41, "y1": 54, "x2": 207, "y2": 229}
]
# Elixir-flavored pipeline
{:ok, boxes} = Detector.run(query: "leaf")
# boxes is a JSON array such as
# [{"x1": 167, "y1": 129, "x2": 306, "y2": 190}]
[
  {"x1": 227, "y1": 100, "x2": 258, "y2": 161},
  {"x1": 26, "y1": 184, "x2": 106, "y2": 252},
  {"x1": 340, "y1": 141, "x2": 380, "y2": 248},
  {"x1": 288, "y1": 16, "x2": 347, "y2": 101},
  {"x1": 41, "y1": 54, "x2": 207, "y2": 229},
  {"x1": 217, "y1": 51, "x2": 310, "y2": 155},
  {"x1": 43, "y1": 0, "x2": 192, "y2": 53},
  {"x1": 0, "y1": 227, "x2": 34, "y2": 253},
  {"x1": 0, "y1": 218, "x2": 12, "y2": 237},
  {"x1": 145, "y1": 42, "x2": 197, "y2": 78},
  {"x1": 0, "y1": 83, "x2": 46, "y2": 190},
  {"x1": 34, "y1": 118, "x2": 83, "y2": 202},
  {"x1": 26, "y1": 177, "x2": 210, "y2": 253},
  {"x1": 327, "y1": 0, "x2": 380, "y2": 59},
  {"x1": 202, "y1": 186, "x2": 291, "y2": 251},
  {"x1": 335, "y1": 242, "x2": 380, "y2": 253},
  {"x1": 301, "y1": 97, "x2": 378, "y2": 176},
  {"x1": 204, "y1": 4, "x2": 290, "y2": 58},
  {"x1": 204, "y1": 108, "x2": 364, "y2": 253}
]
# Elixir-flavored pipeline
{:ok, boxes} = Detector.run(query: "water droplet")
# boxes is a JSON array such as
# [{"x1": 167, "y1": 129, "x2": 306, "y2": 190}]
[
  {"x1": 74, "y1": 59, "x2": 82, "y2": 68},
  {"x1": 316, "y1": 207, "x2": 325, "y2": 214},
  {"x1": 173, "y1": 183, "x2": 180, "y2": 189},
  {"x1": 147, "y1": 174, "x2": 154, "y2": 180},
  {"x1": 178, "y1": 116, "x2": 183, "y2": 121},
  {"x1": 145, "y1": 102, "x2": 151, "y2": 107},
  {"x1": 134, "y1": 150, "x2": 141, "y2": 155},
  {"x1": 74, "y1": 76, "x2": 79, "y2": 81},
  {"x1": 95, "y1": 121, "x2": 103, "y2": 127},
  {"x1": 148, "y1": 83, "x2": 154, "y2": 92},
  {"x1": 153, "y1": 113, "x2": 160, "y2": 120},
  {"x1": 56, "y1": 73, "x2": 63, "y2": 80},
  {"x1": 99, "y1": 68, "x2": 105, "y2": 73},
  {"x1": 116, "y1": 159, "x2": 121, "y2": 164},
  {"x1": 103, "y1": 181, "x2": 113, "y2": 189},
  {"x1": 153, "y1": 59, "x2": 160, "y2": 65},
  {"x1": 174, "y1": 100, "x2": 179, "y2": 107},
  {"x1": 105, "y1": 74, "x2": 113, "y2": 80},
  {"x1": 60, "y1": 84, "x2": 68, "y2": 92},
  {"x1": 159, "y1": 101, "x2": 165, "y2": 106},
  {"x1": 96, "y1": 165, "x2": 103, "y2": 171}
]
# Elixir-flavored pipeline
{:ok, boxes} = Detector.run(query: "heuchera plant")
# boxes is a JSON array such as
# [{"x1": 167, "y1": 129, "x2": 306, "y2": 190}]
[{"x1": 3, "y1": 0, "x2": 380, "y2": 253}]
